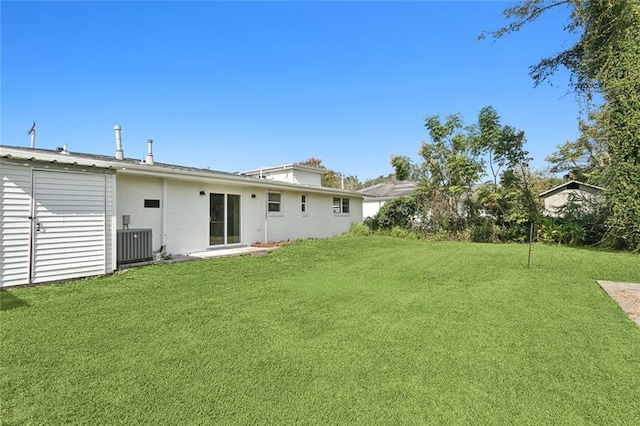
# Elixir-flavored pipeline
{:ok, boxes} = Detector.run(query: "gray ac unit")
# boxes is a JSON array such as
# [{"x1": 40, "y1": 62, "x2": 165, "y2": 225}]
[{"x1": 117, "y1": 229, "x2": 153, "y2": 265}]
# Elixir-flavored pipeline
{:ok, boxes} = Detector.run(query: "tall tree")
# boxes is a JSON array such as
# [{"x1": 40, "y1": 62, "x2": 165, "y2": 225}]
[
  {"x1": 419, "y1": 114, "x2": 483, "y2": 230},
  {"x1": 474, "y1": 106, "x2": 530, "y2": 192},
  {"x1": 390, "y1": 155, "x2": 412, "y2": 181},
  {"x1": 484, "y1": 0, "x2": 640, "y2": 250},
  {"x1": 546, "y1": 111, "x2": 609, "y2": 185}
]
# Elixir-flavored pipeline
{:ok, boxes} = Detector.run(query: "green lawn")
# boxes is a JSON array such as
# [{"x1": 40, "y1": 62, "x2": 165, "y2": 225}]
[{"x1": 2, "y1": 237, "x2": 640, "y2": 424}]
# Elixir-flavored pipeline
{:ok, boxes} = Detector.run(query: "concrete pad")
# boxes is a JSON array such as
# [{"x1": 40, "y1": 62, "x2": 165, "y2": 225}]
[
  {"x1": 597, "y1": 281, "x2": 640, "y2": 327},
  {"x1": 118, "y1": 246, "x2": 277, "y2": 270},
  {"x1": 186, "y1": 246, "x2": 276, "y2": 259}
]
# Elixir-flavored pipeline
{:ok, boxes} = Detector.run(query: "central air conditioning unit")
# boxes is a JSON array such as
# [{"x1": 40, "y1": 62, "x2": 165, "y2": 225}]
[{"x1": 117, "y1": 229, "x2": 153, "y2": 265}]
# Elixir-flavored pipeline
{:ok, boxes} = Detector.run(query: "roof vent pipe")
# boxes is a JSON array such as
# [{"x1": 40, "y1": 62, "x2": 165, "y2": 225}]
[
  {"x1": 114, "y1": 125, "x2": 124, "y2": 160},
  {"x1": 28, "y1": 122, "x2": 36, "y2": 149},
  {"x1": 145, "y1": 139, "x2": 154, "y2": 165}
]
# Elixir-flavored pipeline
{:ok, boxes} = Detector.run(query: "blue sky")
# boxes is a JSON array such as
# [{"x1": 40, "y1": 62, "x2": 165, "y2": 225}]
[{"x1": 2, "y1": 1, "x2": 581, "y2": 181}]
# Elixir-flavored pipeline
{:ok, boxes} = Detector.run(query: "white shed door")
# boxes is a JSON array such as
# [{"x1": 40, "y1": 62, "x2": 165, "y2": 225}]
[{"x1": 32, "y1": 171, "x2": 107, "y2": 284}]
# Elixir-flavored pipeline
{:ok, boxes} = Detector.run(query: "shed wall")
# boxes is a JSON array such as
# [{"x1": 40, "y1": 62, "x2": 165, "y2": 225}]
[
  {"x1": 0, "y1": 159, "x2": 114, "y2": 287},
  {"x1": 0, "y1": 161, "x2": 32, "y2": 287}
]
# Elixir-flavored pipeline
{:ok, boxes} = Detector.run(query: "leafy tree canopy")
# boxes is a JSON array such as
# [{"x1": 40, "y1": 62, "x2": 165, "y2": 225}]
[{"x1": 483, "y1": 0, "x2": 640, "y2": 251}]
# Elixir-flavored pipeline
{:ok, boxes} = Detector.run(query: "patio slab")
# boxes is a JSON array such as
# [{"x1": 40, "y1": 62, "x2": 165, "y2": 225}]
[
  {"x1": 597, "y1": 281, "x2": 640, "y2": 327},
  {"x1": 119, "y1": 246, "x2": 277, "y2": 270},
  {"x1": 182, "y1": 246, "x2": 276, "y2": 259}
]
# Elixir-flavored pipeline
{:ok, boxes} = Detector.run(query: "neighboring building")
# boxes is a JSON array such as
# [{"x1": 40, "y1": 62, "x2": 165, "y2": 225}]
[
  {"x1": 539, "y1": 180, "x2": 604, "y2": 217},
  {"x1": 1, "y1": 143, "x2": 363, "y2": 287},
  {"x1": 359, "y1": 180, "x2": 417, "y2": 219},
  {"x1": 240, "y1": 163, "x2": 326, "y2": 186}
]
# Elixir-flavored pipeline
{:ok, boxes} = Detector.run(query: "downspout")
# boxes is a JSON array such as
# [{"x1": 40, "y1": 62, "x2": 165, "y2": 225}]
[
  {"x1": 264, "y1": 189, "x2": 268, "y2": 243},
  {"x1": 162, "y1": 178, "x2": 168, "y2": 253},
  {"x1": 111, "y1": 173, "x2": 118, "y2": 272}
]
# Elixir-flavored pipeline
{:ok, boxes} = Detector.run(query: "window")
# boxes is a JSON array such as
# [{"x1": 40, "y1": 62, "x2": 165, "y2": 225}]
[
  {"x1": 268, "y1": 192, "x2": 281, "y2": 212},
  {"x1": 333, "y1": 197, "x2": 350, "y2": 214},
  {"x1": 144, "y1": 199, "x2": 160, "y2": 208},
  {"x1": 301, "y1": 194, "x2": 307, "y2": 213}
]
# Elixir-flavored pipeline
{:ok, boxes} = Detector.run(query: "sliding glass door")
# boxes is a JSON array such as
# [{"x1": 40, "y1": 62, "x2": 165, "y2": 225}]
[{"x1": 210, "y1": 193, "x2": 241, "y2": 245}]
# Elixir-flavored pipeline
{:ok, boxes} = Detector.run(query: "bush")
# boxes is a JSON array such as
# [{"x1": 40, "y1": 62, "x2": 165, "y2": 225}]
[
  {"x1": 374, "y1": 227, "x2": 420, "y2": 240},
  {"x1": 375, "y1": 196, "x2": 418, "y2": 229},
  {"x1": 471, "y1": 218, "x2": 499, "y2": 243},
  {"x1": 348, "y1": 222, "x2": 371, "y2": 237},
  {"x1": 538, "y1": 218, "x2": 586, "y2": 246}
]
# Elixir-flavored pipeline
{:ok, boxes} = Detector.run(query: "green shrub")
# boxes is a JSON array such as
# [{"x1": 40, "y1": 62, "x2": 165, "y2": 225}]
[
  {"x1": 471, "y1": 218, "x2": 499, "y2": 243},
  {"x1": 375, "y1": 196, "x2": 417, "y2": 229},
  {"x1": 374, "y1": 227, "x2": 420, "y2": 240},
  {"x1": 348, "y1": 222, "x2": 371, "y2": 237}
]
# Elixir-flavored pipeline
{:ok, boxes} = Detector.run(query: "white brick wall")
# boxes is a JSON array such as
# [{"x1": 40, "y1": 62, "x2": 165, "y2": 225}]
[{"x1": 116, "y1": 173, "x2": 363, "y2": 255}]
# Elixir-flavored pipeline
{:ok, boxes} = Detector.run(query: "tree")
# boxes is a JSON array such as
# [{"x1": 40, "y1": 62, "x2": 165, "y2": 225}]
[
  {"x1": 419, "y1": 113, "x2": 483, "y2": 231},
  {"x1": 545, "y1": 111, "x2": 609, "y2": 185},
  {"x1": 474, "y1": 106, "x2": 530, "y2": 192},
  {"x1": 484, "y1": 0, "x2": 640, "y2": 251},
  {"x1": 390, "y1": 155, "x2": 412, "y2": 181},
  {"x1": 360, "y1": 173, "x2": 395, "y2": 189}
]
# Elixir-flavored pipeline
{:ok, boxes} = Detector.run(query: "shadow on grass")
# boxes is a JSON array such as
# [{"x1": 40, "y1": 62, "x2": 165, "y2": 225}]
[{"x1": 0, "y1": 290, "x2": 29, "y2": 311}]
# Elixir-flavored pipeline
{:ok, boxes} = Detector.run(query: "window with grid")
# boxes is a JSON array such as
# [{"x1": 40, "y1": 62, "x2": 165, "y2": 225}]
[
  {"x1": 268, "y1": 192, "x2": 281, "y2": 212},
  {"x1": 333, "y1": 197, "x2": 350, "y2": 214}
]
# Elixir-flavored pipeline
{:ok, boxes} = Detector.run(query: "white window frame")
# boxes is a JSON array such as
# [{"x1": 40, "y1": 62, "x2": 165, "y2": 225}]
[
  {"x1": 268, "y1": 192, "x2": 282, "y2": 215},
  {"x1": 301, "y1": 194, "x2": 308, "y2": 216},
  {"x1": 333, "y1": 197, "x2": 350, "y2": 214}
]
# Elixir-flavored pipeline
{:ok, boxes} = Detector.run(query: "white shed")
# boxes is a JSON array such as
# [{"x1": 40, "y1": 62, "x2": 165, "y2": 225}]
[
  {"x1": 1, "y1": 149, "x2": 116, "y2": 287},
  {"x1": 539, "y1": 180, "x2": 604, "y2": 217}
]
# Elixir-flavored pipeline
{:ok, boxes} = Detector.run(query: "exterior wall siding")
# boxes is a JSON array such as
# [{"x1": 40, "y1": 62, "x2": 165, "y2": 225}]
[
  {"x1": 543, "y1": 187, "x2": 602, "y2": 216},
  {"x1": 105, "y1": 174, "x2": 115, "y2": 273},
  {"x1": 115, "y1": 175, "x2": 363, "y2": 256},
  {"x1": 290, "y1": 170, "x2": 322, "y2": 186},
  {"x1": 31, "y1": 170, "x2": 108, "y2": 284},
  {"x1": 1, "y1": 159, "x2": 114, "y2": 287},
  {"x1": 116, "y1": 175, "x2": 164, "y2": 251},
  {"x1": 363, "y1": 200, "x2": 385, "y2": 219},
  {"x1": 0, "y1": 160, "x2": 32, "y2": 287},
  {"x1": 265, "y1": 190, "x2": 361, "y2": 242}
]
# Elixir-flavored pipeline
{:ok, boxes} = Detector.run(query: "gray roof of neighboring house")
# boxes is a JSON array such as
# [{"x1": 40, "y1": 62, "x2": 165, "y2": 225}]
[
  {"x1": 539, "y1": 180, "x2": 605, "y2": 197},
  {"x1": 359, "y1": 180, "x2": 417, "y2": 200}
]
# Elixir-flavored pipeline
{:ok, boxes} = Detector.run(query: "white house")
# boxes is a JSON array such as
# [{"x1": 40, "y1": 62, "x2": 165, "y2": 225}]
[
  {"x1": 359, "y1": 180, "x2": 417, "y2": 219},
  {"x1": 539, "y1": 180, "x2": 604, "y2": 217},
  {"x1": 1, "y1": 140, "x2": 363, "y2": 287}
]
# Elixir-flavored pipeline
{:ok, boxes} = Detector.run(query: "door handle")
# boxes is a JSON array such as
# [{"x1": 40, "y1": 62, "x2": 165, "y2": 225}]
[{"x1": 36, "y1": 223, "x2": 42, "y2": 232}]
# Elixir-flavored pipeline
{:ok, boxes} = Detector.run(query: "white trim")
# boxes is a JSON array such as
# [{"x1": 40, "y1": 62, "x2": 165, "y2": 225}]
[{"x1": 539, "y1": 180, "x2": 605, "y2": 197}]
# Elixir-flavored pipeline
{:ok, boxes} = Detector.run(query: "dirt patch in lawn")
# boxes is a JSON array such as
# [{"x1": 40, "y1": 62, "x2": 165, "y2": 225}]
[
  {"x1": 597, "y1": 281, "x2": 640, "y2": 328},
  {"x1": 251, "y1": 240, "x2": 298, "y2": 248}
]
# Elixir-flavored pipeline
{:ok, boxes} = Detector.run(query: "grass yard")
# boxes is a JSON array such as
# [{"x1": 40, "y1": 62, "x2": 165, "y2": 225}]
[{"x1": 2, "y1": 237, "x2": 640, "y2": 424}]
